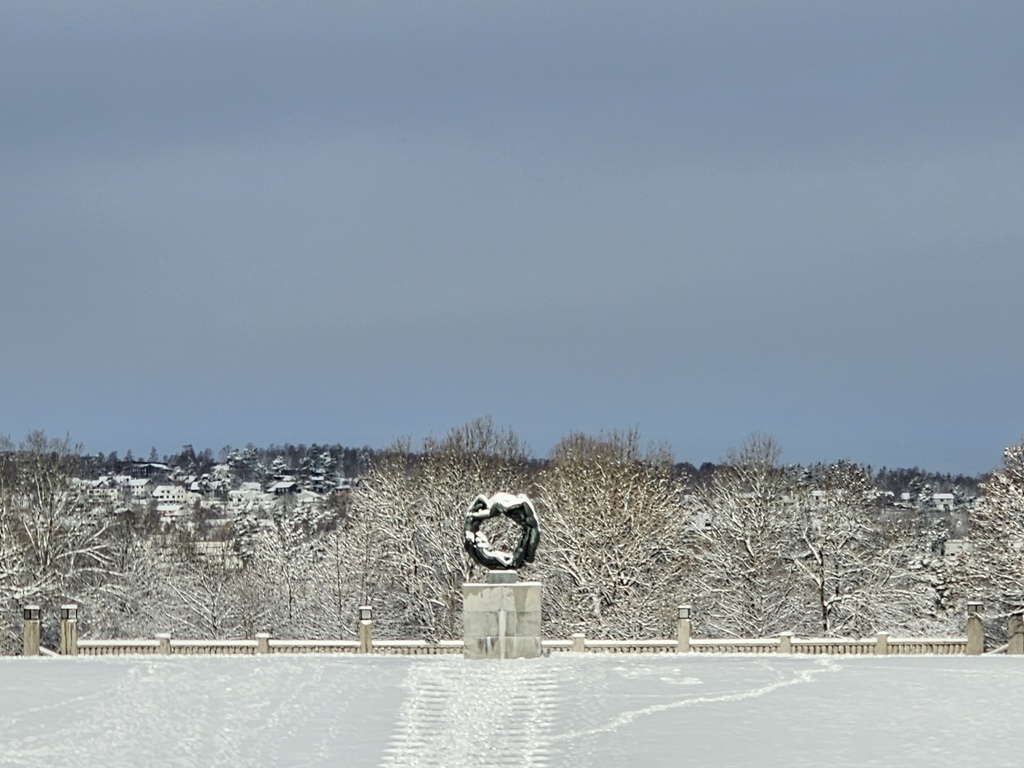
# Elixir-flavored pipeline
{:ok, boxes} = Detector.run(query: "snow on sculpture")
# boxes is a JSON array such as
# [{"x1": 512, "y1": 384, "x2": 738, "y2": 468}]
[{"x1": 463, "y1": 493, "x2": 540, "y2": 570}]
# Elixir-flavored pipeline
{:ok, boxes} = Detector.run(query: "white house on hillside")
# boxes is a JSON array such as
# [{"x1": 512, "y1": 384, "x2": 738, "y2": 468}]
[
  {"x1": 228, "y1": 483, "x2": 272, "y2": 514},
  {"x1": 128, "y1": 478, "x2": 151, "y2": 500},
  {"x1": 152, "y1": 485, "x2": 189, "y2": 504}
]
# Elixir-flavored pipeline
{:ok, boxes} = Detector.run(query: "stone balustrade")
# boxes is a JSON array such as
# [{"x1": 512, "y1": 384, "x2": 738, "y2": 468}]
[{"x1": 14, "y1": 600, "x2": 1011, "y2": 658}]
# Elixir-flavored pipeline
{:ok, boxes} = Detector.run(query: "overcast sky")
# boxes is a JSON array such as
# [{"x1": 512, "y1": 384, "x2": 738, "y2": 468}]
[{"x1": 2, "y1": 1, "x2": 1022, "y2": 474}]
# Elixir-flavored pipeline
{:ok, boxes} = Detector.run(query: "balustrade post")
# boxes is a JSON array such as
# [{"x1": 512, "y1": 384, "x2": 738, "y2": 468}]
[
  {"x1": 1008, "y1": 612, "x2": 1024, "y2": 655},
  {"x1": 571, "y1": 632, "x2": 586, "y2": 653},
  {"x1": 22, "y1": 605, "x2": 41, "y2": 657},
  {"x1": 966, "y1": 600, "x2": 984, "y2": 655},
  {"x1": 778, "y1": 631, "x2": 794, "y2": 654},
  {"x1": 358, "y1": 605, "x2": 373, "y2": 654},
  {"x1": 676, "y1": 605, "x2": 692, "y2": 653},
  {"x1": 60, "y1": 604, "x2": 79, "y2": 656},
  {"x1": 256, "y1": 632, "x2": 271, "y2": 655},
  {"x1": 155, "y1": 633, "x2": 171, "y2": 655},
  {"x1": 875, "y1": 632, "x2": 889, "y2": 656}
]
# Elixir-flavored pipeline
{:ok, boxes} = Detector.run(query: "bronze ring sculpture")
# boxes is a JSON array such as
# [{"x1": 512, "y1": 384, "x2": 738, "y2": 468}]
[{"x1": 464, "y1": 493, "x2": 540, "y2": 570}]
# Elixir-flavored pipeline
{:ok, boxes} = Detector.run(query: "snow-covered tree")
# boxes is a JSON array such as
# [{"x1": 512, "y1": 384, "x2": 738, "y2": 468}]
[
  {"x1": 270, "y1": 456, "x2": 290, "y2": 481},
  {"x1": 161, "y1": 557, "x2": 247, "y2": 639},
  {"x1": 535, "y1": 429, "x2": 690, "y2": 639},
  {"x1": 348, "y1": 418, "x2": 531, "y2": 640},
  {"x1": 790, "y1": 462, "x2": 928, "y2": 636},
  {"x1": 243, "y1": 500, "x2": 334, "y2": 636},
  {"x1": 686, "y1": 435, "x2": 806, "y2": 638},
  {"x1": 0, "y1": 432, "x2": 115, "y2": 652},
  {"x1": 969, "y1": 438, "x2": 1024, "y2": 620},
  {"x1": 83, "y1": 535, "x2": 173, "y2": 640},
  {"x1": 917, "y1": 483, "x2": 934, "y2": 513}
]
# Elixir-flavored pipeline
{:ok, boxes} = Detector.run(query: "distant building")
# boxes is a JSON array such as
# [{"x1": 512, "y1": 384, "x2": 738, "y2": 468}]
[
  {"x1": 152, "y1": 485, "x2": 189, "y2": 504},
  {"x1": 268, "y1": 480, "x2": 299, "y2": 495},
  {"x1": 943, "y1": 539, "x2": 971, "y2": 557},
  {"x1": 157, "y1": 503, "x2": 187, "y2": 523},
  {"x1": 127, "y1": 462, "x2": 172, "y2": 478},
  {"x1": 228, "y1": 484, "x2": 271, "y2": 514},
  {"x1": 128, "y1": 478, "x2": 152, "y2": 500},
  {"x1": 88, "y1": 478, "x2": 121, "y2": 505}
]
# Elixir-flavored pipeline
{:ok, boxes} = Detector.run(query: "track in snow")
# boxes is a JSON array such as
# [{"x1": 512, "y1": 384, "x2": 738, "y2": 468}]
[{"x1": 381, "y1": 659, "x2": 558, "y2": 768}]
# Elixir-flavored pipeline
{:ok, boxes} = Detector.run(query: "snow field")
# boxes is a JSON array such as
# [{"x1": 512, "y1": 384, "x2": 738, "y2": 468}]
[{"x1": 1, "y1": 654, "x2": 1022, "y2": 767}]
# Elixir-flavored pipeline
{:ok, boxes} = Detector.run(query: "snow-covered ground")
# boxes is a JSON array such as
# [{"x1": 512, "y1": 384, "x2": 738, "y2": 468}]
[{"x1": 1, "y1": 654, "x2": 1020, "y2": 767}]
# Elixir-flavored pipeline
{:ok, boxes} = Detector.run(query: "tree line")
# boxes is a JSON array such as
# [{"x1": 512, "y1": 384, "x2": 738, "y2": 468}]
[{"x1": 1, "y1": 422, "x2": 1017, "y2": 654}]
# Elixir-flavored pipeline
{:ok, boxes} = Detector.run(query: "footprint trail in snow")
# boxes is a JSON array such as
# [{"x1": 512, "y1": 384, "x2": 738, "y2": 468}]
[{"x1": 380, "y1": 659, "x2": 558, "y2": 768}]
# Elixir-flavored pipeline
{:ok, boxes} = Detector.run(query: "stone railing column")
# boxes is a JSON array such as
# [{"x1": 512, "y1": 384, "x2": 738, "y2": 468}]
[
  {"x1": 1008, "y1": 611, "x2": 1024, "y2": 655},
  {"x1": 778, "y1": 631, "x2": 794, "y2": 654},
  {"x1": 60, "y1": 604, "x2": 79, "y2": 656},
  {"x1": 156, "y1": 633, "x2": 172, "y2": 655},
  {"x1": 966, "y1": 600, "x2": 984, "y2": 655},
  {"x1": 875, "y1": 632, "x2": 889, "y2": 656},
  {"x1": 676, "y1": 605, "x2": 692, "y2": 653},
  {"x1": 23, "y1": 605, "x2": 41, "y2": 657},
  {"x1": 571, "y1": 633, "x2": 586, "y2": 653},
  {"x1": 358, "y1": 605, "x2": 373, "y2": 654},
  {"x1": 256, "y1": 632, "x2": 271, "y2": 655}
]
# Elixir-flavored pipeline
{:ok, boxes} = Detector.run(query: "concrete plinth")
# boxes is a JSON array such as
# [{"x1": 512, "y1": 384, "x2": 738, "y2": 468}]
[{"x1": 463, "y1": 572, "x2": 542, "y2": 660}]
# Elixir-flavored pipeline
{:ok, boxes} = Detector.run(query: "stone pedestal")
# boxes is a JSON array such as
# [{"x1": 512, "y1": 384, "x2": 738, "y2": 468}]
[{"x1": 463, "y1": 571, "x2": 542, "y2": 660}]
